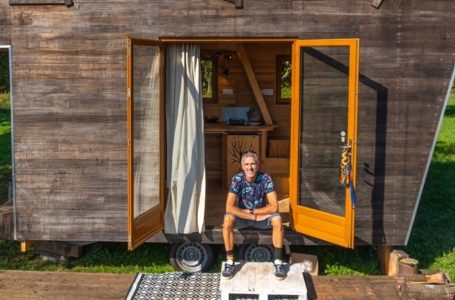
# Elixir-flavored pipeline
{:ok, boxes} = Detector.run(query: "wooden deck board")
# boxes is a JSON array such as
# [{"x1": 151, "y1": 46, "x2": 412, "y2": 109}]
[
  {"x1": 0, "y1": 270, "x2": 401, "y2": 300},
  {"x1": 0, "y1": 270, "x2": 135, "y2": 300},
  {"x1": 310, "y1": 276, "x2": 400, "y2": 300}
]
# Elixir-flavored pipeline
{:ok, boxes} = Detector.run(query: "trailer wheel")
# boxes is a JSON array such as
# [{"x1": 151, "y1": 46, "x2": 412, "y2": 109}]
[
  {"x1": 169, "y1": 242, "x2": 213, "y2": 272},
  {"x1": 239, "y1": 244, "x2": 274, "y2": 262}
]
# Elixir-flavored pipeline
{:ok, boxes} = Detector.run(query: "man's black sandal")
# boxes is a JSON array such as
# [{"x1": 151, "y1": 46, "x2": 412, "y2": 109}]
[
  {"x1": 274, "y1": 262, "x2": 287, "y2": 280},
  {"x1": 222, "y1": 262, "x2": 235, "y2": 278}
]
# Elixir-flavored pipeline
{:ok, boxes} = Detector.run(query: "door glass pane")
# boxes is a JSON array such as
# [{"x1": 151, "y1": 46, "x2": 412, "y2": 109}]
[
  {"x1": 298, "y1": 46, "x2": 349, "y2": 216},
  {"x1": 133, "y1": 45, "x2": 161, "y2": 218}
]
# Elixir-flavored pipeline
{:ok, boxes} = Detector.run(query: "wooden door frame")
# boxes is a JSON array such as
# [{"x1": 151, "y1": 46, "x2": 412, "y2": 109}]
[
  {"x1": 289, "y1": 38, "x2": 359, "y2": 248},
  {"x1": 127, "y1": 37, "x2": 166, "y2": 250},
  {"x1": 126, "y1": 36, "x2": 359, "y2": 249}
]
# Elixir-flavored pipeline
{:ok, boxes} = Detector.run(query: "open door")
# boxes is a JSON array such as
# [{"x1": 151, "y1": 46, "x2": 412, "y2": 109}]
[
  {"x1": 127, "y1": 38, "x2": 165, "y2": 250},
  {"x1": 290, "y1": 39, "x2": 359, "y2": 248}
]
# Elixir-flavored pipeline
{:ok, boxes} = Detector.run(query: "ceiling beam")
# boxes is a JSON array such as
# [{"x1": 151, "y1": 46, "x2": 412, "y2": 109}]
[{"x1": 236, "y1": 44, "x2": 273, "y2": 125}]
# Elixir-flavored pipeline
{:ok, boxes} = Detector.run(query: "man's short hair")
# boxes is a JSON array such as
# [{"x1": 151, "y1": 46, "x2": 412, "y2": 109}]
[{"x1": 241, "y1": 151, "x2": 259, "y2": 165}]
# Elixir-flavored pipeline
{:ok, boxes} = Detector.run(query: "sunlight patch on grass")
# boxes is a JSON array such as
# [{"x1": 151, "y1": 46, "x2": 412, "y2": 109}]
[
  {"x1": 0, "y1": 240, "x2": 176, "y2": 274},
  {"x1": 430, "y1": 250, "x2": 455, "y2": 281},
  {"x1": 402, "y1": 89, "x2": 455, "y2": 281}
]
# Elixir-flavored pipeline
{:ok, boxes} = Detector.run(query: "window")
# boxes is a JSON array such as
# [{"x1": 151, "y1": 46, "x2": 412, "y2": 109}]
[
  {"x1": 201, "y1": 53, "x2": 218, "y2": 104},
  {"x1": 276, "y1": 55, "x2": 292, "y2": 104}
]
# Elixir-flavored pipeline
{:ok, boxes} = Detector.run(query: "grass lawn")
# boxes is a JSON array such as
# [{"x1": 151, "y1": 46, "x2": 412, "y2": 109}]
[
  {"x1": 1, "y1": 88, "x2": 454, "y2": 278},
  {"x1": 401, "y1": 87, "x2": 455, "y2": 280}
]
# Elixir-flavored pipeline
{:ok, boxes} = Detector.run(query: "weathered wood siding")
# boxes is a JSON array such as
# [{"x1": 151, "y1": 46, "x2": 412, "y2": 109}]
[
  {"x1": 10, "y1": 0, "x2": 455, "y2": 244},
  {"x1": 0, "y1": 0, "x2": 10, "y2": 44}
]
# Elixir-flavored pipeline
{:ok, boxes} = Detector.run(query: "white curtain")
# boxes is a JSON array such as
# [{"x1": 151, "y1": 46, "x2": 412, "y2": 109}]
[{"x1": 164, "y1": 44, "x2": 206, "y2": 234}]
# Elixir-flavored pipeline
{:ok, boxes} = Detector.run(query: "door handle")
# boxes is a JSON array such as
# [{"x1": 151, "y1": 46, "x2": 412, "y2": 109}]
[{"x1": 340, "y1": 130, "x2": 346, "y2": 143}]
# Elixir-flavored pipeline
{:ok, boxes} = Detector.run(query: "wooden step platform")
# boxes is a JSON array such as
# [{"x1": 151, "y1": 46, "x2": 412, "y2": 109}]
[
  {"x1": 0, "y1": 270, "x2": 135, "y2": 300},
  {"x1": 0, "y1": 270, "x2": 409, "y2": 300},
  {"x1": 219, "y1": 262, "x2": 307, "y2": 300}
]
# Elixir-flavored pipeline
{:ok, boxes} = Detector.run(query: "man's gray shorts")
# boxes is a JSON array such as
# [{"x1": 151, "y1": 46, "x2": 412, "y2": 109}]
[{"x1": 225, "y1": 212, "x2": 281, "y2": 230}]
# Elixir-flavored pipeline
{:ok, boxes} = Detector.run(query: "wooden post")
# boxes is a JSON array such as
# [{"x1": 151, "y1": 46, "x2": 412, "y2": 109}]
[
  {"x1": 20, "y1": 241, "x2": 33, "y2": 253},
  {"x1": 388, "y1": 250, "x2": 409, "y2": 276},
  {"x1": 377, "y1": 244, "x2": 393, "y2": 275}
]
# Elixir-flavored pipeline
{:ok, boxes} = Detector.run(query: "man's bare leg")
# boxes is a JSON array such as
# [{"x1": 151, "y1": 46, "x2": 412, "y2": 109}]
[
  {"x1": 271, "y1": 215, "x2": 287, "y2": 279},
  {"x1": 222, "y1": 214, "x2": 235, "y2": 260},
  {"x1": 271, "y1": 215, "x2": 284, "y2": 249},
  {"x1": 222, "y1": 214, "x2": 236, "y2": 278}
]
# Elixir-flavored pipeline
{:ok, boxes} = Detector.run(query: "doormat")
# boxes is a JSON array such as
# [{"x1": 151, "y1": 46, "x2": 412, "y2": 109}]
[{"x1": 125, "y1": 272, "x2": 221, "y2": 300}]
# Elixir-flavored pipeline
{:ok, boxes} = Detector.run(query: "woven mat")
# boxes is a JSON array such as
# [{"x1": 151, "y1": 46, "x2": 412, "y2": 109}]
[{"x1": 125, "y1": 272, "x2": 221, "y2": 300}]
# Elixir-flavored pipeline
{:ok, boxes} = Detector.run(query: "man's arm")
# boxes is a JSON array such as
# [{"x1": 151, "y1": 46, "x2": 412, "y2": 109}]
[
  {"x1": 226, "y1": 192, "x2": 255, "y2": 220},
  {"x1": 252, "y1": 191, "x2": 279, "y2": 216}
]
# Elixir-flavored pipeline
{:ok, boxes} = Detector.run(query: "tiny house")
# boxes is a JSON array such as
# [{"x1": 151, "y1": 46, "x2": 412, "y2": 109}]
[{"x1": 0, "y1": 0, "x2": 454, "y2": 271}]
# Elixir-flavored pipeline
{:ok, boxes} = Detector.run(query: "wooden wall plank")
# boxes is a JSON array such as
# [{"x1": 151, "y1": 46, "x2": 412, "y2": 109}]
[
  {"x1": 0, "y1": 0, "x2": 10, "y2": 45},
  {"x1": 8, "y1": 0, "x2": 455, "y2": 245}
]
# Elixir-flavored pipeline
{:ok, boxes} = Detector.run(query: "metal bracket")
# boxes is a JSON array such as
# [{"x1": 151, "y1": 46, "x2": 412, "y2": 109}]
[
  {"x1": 372, "y1": 0, "x2": 384, "y2": 9},
  {"x1": 224, "y1": 0, "x2": 243, "y2": 9}
]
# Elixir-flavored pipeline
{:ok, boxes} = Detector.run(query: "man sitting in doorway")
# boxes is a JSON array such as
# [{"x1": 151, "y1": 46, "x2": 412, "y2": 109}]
[{"x1": 222, "y1": 151, "x2": 286, "y2": 279}]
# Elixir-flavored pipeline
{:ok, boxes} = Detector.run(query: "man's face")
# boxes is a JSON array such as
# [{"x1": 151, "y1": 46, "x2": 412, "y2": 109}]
[{"x1": 241, "y1": 156, "x2": 258, "y2": 182}]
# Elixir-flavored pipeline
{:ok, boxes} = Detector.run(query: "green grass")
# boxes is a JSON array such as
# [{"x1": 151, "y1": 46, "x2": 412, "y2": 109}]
[
  {"x1": 289, "y1": 245, "x2": 381, "y2": 276},
  {"x1": 400, "y1": 88, "x2": 455, "y2": 280},
  {"x1": 0, "y1": 92, "x2": 11, "y2": 203},
  {"x1": 0, "y1": 89, "x2": 454, "y2": 277},
  {"x1": 0, "y1": 241, "x2": 176, "y2": 274}
]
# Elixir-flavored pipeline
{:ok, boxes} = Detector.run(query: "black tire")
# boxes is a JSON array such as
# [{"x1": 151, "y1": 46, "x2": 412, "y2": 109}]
[
  {"x1": 169, "y1": 242, "x2": 214, "y2": 272},
  {"x1": 238, "y1": 244, "x2": 274, "y2": 262}
]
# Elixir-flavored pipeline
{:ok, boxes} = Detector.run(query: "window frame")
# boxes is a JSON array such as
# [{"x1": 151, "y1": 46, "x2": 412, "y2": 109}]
[
  {"x1": 276, "y1": 55, "x2": 292, "y2": 105},
  {"x1": 200, "y1": 52, "x2": 218, "y2": 104}
]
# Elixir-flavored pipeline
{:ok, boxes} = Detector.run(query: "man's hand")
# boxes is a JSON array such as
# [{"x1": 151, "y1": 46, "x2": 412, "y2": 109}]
[
  {"x1": 255, "y1": 214, "x2": 271, "y2": 222},
  {"x1": 226, "y1": 194, "x2": 259, "y2": 220}
]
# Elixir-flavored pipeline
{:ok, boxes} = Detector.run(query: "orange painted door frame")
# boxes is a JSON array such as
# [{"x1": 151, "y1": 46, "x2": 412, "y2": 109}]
[
  {"x1": 289, "y1": 39, "x2": 359, "y2": 248},
  {"x1": 126, "y1": 37, "x2": 359, "y2": 249}
]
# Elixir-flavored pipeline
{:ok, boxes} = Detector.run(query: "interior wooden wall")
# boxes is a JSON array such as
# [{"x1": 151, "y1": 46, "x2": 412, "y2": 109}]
[
  {"x1": 202, "y1": 42, "x2": 292, "y2": 138},
  {"x1": 7, "y1": 0, "x2": 455, "y2": 245},
  {"x1": 202, "y1": 42, "x2": 291, "y2": 188}
]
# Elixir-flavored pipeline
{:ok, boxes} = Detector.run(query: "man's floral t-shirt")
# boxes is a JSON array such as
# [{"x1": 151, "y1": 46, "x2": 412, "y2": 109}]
[{"x1": 229, "y1": 171, "x2": 275, "y2": 210}]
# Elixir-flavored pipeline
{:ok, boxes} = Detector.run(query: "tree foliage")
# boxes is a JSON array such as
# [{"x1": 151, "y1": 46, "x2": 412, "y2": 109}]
[{"x1": 0, "y1": 52, "x2": 9, "y2": 92}]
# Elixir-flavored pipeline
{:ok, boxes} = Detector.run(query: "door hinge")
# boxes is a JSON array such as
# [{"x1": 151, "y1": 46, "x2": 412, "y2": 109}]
[
  {"x1": 128, "y1": 139, "x2": 131, "y2": 147},
  {"x1": 127, "y1": 88, "x2": 131, "y2": 98}
]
